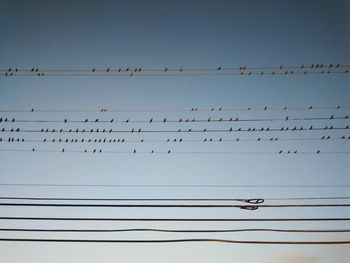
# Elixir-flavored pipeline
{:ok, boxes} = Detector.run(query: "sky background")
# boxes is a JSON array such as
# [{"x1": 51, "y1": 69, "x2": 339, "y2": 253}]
[{"x1": 0, "y1": 0, "x2": 349, "y2": 262}]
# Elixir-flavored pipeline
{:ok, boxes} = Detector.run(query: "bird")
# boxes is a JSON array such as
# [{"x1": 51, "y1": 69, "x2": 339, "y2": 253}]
[{"x1": 133, "y1": 149, "x2": 136, "y2": 154}]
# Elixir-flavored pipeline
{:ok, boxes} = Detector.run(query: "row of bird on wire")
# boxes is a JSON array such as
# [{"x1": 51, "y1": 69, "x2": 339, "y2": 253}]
[
  {"x1": 1, "y1": 135, "x2": 349, "y2": 144},
  {"x1": 1, "y1": 63, "x2": 349, "y2": 77},
  {"x1": 1, "y1": 105, "x2": 349, "y2": 112}
]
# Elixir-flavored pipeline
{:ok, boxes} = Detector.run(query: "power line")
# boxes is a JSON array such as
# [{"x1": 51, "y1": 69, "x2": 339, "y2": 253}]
[
  {"x1": 0, "y1": 196, "x2": 264, "y2": 204},
  {"x1": 1, "y1": 125, "x2": 349, "y2": 134},
  {"x1": 264, "y1": 196, "x2": 350, "y2": 201},
  {"x1": 0, "y1": 202, "x2": 349, "y2": 209},
  {"x1": 1, "y1": 135, "x2": 349, "y2": 144},
  {"x1": 0, "y1": 183, "x2": 349, "y2": 188},
  {"x1": 1, "y1": 105, "x2": 349, "y2": 113},
  {"x1": 1, "y1": 64, "x2": 349, "y2": 77},
  {"x1": 0, "y1": 238, "x2": 349, "y2": 245},
  {"x1": 1, "y1": 63, "x2": 348, "y2": 73},
  {"x1": 1, "y1": 115, "x2": 348, "y2": 124},
  {"x1": 1, "y1": 227, "x2": 349, "y2": 233},
  {"x1": 1, "y1": 196, "x2": 348, "y2": 202},
  {"x1": 0, "y1": 148, "x2": 348, "y2": 155},
  {"x1": 1, "y1": 216, "x2": 349, "y2": 221}
]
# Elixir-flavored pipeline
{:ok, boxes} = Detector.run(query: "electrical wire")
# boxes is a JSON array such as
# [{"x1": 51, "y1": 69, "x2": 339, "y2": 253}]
[
  {"x1": 1, "y1": 216, "x2": 349, "y2": 221},
  {"x1": 1, "y1": 125, "x2": 349, "y2": 134},
  {"x1": 0, "y1": 184, "x2": 349, "y2": 188},
  {"x1": 1, "y1": 227, "x2": 349, "y2": 233},
  {"x1": 0, "y1": 196, "x2": 263, "y2": 204},
  {"x1": 1, "y1": 64, "x2": 349, "y2": 77},
  {"x1": 1, "y1": 115, "x2": 348, "y2": 124},
  {"x1": 0, "y1": 148, "x2": 348, "y2": 155},
  {"x1": 1, "y1": 105, "x2": 349, "y2": 113},
  {"x1": 0, "y1": 202, "x2": 349, "y2": 209},
  {"x1": 0, "y1": 238, "x2": 349, "y2": 245},
  {"x1": 1, "y1": 136, "x2": 349, "y2": 144},
  {"x1": 1, "y1": 63, "x2": 349, "y2": 74}
]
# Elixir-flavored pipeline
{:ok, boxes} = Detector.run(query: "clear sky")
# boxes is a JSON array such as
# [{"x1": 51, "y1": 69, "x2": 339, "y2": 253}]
[{"x1": 0, "y1": 0, "x2": 349, "y2": 262}]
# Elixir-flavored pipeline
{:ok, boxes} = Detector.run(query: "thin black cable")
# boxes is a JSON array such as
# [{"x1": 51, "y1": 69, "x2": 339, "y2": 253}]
[
  {"x1": 0, "y1": 183, "x2": 349, "y2": 188},
  {"x1": 1, "y1": 136, "x2": 349, "y2": 144},
  {"x1": 0, "y1": 202, "x2": 348, "y2": 209},
  {"x1": 0, "y1": 238, "x2": 349, "y2": 245},
  {"x1": 1, "y1": 125, "x2": 349, "y2": 134},
  {"x1": 1, "y1": 227, "x2": 349, "y2": 233},
  {"x1": 0, "y1": 148, "x2": 348, "y2": 155},
  {"x1": 1, "y1": 115, "x2": 348, "y2": 124},
  {"x1": 1, "y1": 65, "x2": 349, "y2": 78},
  {"x1": 0, "y1": 196, "x2": 263, "y2": 204},
  {"x1": 1, "y1": 105, "x2": 349, "y2": 113},
  {"x1": 1, "y1": 216, "x2": 349, "y2": 221},
  {"x1": 1, "y1": 63, "x2": 349, "y2": 74},
  {"x1": 2, "y1": 196, "x2": 349, "y2": 202}
]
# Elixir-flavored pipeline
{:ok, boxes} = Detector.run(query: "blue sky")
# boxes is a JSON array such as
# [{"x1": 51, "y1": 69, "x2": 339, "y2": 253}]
[{"x1": 0, "y1": 0, "x2": 349, "y2": 262}]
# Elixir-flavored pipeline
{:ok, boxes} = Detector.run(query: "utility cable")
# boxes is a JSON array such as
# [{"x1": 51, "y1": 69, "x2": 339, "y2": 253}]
[{"x1": 0, "y1": 238, "x2": 349, "y2": 245}]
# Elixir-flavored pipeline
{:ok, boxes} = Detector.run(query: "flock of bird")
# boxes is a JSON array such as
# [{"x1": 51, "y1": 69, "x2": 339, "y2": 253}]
[{"x1": 1, "y1": 63, "x2": 349, "y2": 77}]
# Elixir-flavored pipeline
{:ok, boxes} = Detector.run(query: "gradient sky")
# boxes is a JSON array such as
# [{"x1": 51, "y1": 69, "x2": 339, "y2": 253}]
[{"x1": 0, "y1": 0, "x2": 349, "y2": 262}]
